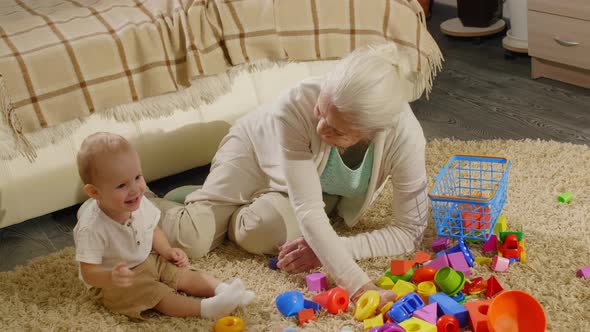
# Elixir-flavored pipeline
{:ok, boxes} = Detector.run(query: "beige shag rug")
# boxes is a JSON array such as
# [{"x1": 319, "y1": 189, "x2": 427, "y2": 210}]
[{"x1": 1, "y1": 139, "x2": 589, "y2": 331}]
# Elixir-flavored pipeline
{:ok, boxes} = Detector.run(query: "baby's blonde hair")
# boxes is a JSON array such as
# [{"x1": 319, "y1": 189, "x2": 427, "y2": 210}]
[{"x1": 77, "y1": 132, "x2": 134, "y2": 185}]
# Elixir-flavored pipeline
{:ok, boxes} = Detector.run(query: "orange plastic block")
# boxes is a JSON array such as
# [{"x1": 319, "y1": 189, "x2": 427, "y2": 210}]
[
  {"x1": 390, "y1": 260, "x2": 414, "y2": 275},
  {"x1": 414, "y1": 251, "x2": 432, "y2": 264},
  {"x1": 298, "y1": 308, "x2": 316, "y2": 325},
  {"x1": 464, "y1": 299, "x2": 492, "y2": 332}
]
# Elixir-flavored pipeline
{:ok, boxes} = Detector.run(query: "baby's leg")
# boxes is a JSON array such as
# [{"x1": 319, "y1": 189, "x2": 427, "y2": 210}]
[
  {"x1": 177, "y1": 270, "x2": 221, "y2": 297},
  {"x1": 153, "y1": 293, "x2": 201, "y2": 317}
]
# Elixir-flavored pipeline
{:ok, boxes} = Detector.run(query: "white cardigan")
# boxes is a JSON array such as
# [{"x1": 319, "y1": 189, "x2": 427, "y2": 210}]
[{"x1": 195, "y1": 77, "x2": 429, "y2": 295}]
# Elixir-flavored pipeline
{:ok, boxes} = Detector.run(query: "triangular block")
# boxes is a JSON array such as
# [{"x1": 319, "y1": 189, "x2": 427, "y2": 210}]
[
  {"x1": 482, "y1": 234, "x2": 498, "y2": 253},
  {"x1": 412, "y1": 302, "x2": 438, "y2": 325},
  {"x1": 448, "y1": 252, "x2": 471, "y2": 277},
  {"x1": 485, "y1": 275, "x2": 504, "y2": 298},
  {"x1": 414, "y1": 251, "x2": 432, "y2": 264},
  {"x1": 464, "y1": 299, "x2": 492, "y2": 332},
  {"x1": 425, "y1": 252, "x2": 449, "y2": 270}
]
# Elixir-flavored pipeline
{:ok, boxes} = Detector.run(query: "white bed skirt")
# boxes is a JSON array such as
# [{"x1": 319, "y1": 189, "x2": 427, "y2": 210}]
[{"x1": 0, "y1": 61, "x2": 336, "y2": 229}]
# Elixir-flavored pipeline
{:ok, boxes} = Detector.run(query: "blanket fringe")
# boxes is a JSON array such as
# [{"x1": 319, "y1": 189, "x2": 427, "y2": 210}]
[{"x1": 0, "y1": 59, "x2": 290, "y2": 162}]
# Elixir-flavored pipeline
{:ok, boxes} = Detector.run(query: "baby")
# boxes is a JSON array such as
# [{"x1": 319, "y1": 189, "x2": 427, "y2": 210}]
[{"x1": 74, "y1": 132, "x2": 254, "y2": 320}]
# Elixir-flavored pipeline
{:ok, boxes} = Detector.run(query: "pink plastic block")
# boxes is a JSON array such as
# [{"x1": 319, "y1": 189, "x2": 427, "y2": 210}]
[
  {"x1": 432, "y1": 237, "x2": 450, "y2": 252},
  {"x1": 425, "y1": 252, "x2": 449, "y2": 270},
  {"x1": 491, "y1": 255, "x2": 510, "y2": 272},
  {"x1": 413, "y1": 302, "x2": 437, "y2": 325},
  {"x1": 448, "y1": 252, "x2": 471, "y2": 277},
  {"x1": 306, "y1": 272, "x2": 327, "y2": 292},
  {"x1": 577, "y1": 265, "x2": 590, "y2": 279},
  {"x1": 483, "y1": 234, "x2": 498, "y2": 253}
]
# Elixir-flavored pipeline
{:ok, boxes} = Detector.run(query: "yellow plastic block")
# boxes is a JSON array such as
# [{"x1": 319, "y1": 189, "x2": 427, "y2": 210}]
[
  {"x1": 392, "y1": 280, "x2": 416, "y2": 301},
  {"x1": 475, "y1": 257, "x2": 492, "y2": 265},
  {"x1": 494, "y1": 215, "x2": 507, "y2": 235},
  {"x1": 363, "y1": 313, "x2": 384, "y2": 330},
  {"x1": 380, "y1": 301, "x2": 394, "y2": 315},
  {"x1": 376, "y1": 276, "x2": 395, "y2": 289},
  {"x1": 399, "y1": 317, "x2": 436, "y2": 332}
]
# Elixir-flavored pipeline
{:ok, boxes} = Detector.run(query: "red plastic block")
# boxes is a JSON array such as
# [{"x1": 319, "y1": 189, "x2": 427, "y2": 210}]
[
  {"x1": 485, "y1": 276, "x2": 504, "y2": 298},
  {"x1": 390, "y1": 260, "x2": 414, "y2": 275},
  {"x1": 414, "y1": 251, "x2": 432, "y2": 264},
  {"x1": 464, "y1": 299, "x2": 492, "y2": 332},
  {"x1": 298, "y1": 308, "x2": 316, "y2": 325}
]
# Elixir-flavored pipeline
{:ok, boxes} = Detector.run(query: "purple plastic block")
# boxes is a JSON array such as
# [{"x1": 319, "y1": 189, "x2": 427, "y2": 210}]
[
  {"x1": 425, "y1": 252, "x2": 449, "y2": 270},
  {"x1": 448, "y1": 252, "x2": 471, "y2": 277},
  {"x1": 412, "y1": 302, "x2": 438, "y2": 325},
  {"x1": 483, "y1": 234, "x2": 498, "y2": 253},
  {"x1": 432, "y1": 237, "x2": 450, "y2": 252},
  {"x1": 306, "y1": 272, "x2": 327, "y2": 292},
  {"x1": 577, "y1": 265, "x2": 590, "y2": 279}
]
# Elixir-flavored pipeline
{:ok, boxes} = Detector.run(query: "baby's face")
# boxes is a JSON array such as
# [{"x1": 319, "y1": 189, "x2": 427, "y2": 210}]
[{"x1": 92, "y1": 149, "x2": 146, "y2": 220}]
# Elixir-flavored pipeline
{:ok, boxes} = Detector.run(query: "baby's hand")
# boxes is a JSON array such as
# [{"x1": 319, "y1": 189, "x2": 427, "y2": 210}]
[
  {"x1": 165, "y1": 248, "x2": 189, "y2": 267},
  {"x1": 111, "y1": 262, "x2": 134, "y2": 288}
]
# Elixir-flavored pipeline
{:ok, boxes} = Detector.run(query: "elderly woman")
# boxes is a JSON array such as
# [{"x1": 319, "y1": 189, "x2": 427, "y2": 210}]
[{"x1": 157, "y1": 43, "x2": 429, "y2": 304}]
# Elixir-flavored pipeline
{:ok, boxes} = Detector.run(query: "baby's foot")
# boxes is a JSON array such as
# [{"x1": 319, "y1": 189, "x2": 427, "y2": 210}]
[
  {"x1": 227, "y1": 278, "x2": 256, "y2": 306},
  {"x1": 200, "y1": 280, "x2": 243, "y2": 319}
]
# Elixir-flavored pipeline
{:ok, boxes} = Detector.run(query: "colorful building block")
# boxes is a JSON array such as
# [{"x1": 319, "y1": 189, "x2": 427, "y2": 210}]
[
  {"x1": 448, "y1": 252, "x2": 471, "y2": 277},
  {"x1": 464, "y1": 299, "x2": 492, "y2": 332},
  {"x1": 413, "y1": 302, "x2": 438, "y2": 325},
  {"x1": 312, "y1": 287, "x2": 349, "y2": 314},
  {"x1": 392, "y1": 279, "x2": 417, "y2": 301},
  {"x1": 377, "y1": 276, "x2": 395, "y2": 289},
  {"x1": 494, "y1": 215, "x2": 507, "y2": 235},
  {"x1": 390, "y1": 259, "x2": 414, "y2": 275},
  {"x1": 303, "y1": 299, "x2": 320, "y2": 312},
  {"x1": 432, "y1": 237, "x2": 450, "y2": 252},
  {"x1": 428, "y1": 292, "x2": 469, "y2": 327},
  {"x1": 425, "y1": 252, "x2": 449, "y2": 270},
  {"x1": 485, "y1": 276, "x2": 504, "y2": 298},
  {"x1": 387, "y1": 292, "x2": 424, "y2": 323},
  {"x1": 297, "y1": 308, "x2": 316, "y2": 325},
  {"x1": 577, "y1": 265, "x2": 590, "y2": 279},
  {"x1": 306, "y1": 272, "x2": 327, "y2": 292},
  {"x1": 269, "y1": 257, "x2": 279, "y2": 270},
  {"x1": 482, "y1": 234, "x2": 498, "y2": 253},
  {"x1": 414, "y1": 251, "x2": 432, "y2": 264},
  {"x1": 491, "y1": 255, "x2": 510, "y2": 272},
  {"x1": 399, "y1": 317, "x2": 436, "y2": 332},
  {"x1": 364, "y1": 313, "x2": 384, "y2": 330}
]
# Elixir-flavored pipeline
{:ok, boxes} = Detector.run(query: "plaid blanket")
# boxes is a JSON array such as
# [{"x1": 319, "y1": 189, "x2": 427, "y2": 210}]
[{"x1": 0, "y1": 0, "x2": 442, "y2": 160}]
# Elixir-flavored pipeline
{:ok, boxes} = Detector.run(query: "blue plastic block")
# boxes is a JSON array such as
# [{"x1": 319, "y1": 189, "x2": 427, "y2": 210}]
[
  {"x1": 429, "y1": 292, "x2": 469, "y2": 327},
  {"x1": 387, "y1": 292, "x2": 425, "y2": 323},
  {"x1": 276, "y1": 291, "x2": 304, "y2": 317},
  {"x1": 269, "y1": 257, "x2": 279, "y2": 270},
  {"x1": 304, "y1": 299, "x2": 321, "y2": 312}
]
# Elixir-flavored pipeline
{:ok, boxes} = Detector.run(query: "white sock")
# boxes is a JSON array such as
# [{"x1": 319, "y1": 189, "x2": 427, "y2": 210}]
[
  {"x1": 200, "y1": 281, "x2": 243, "y2": 319},
  {"x1": 227, "y1": 278, "x2": 256, "y2": 306},
  {"x1": 214, "y1": 282, "x2": 230, "y2": 296}
]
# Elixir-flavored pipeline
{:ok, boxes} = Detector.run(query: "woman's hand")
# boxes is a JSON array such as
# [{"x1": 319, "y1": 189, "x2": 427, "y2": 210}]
[
  {"x1": 351, "y1": 281, "x2": 397, "y2": 310},
  {"x1": 277, "y1": 237, "x2": 322, "y2": 273},
  {"x1": 164, "y1": 247, "x2": 189, "y2": 267}
]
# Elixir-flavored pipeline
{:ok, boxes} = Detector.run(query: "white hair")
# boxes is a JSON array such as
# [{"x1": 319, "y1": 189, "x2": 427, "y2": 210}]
[{"x1": 320, "y1": 43, "x2": 414, "y2": 134}]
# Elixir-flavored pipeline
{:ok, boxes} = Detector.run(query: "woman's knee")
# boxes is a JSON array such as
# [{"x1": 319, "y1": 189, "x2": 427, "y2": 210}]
[{"x1": 229, "y1": 193, "x2": 299, "y2": 255}]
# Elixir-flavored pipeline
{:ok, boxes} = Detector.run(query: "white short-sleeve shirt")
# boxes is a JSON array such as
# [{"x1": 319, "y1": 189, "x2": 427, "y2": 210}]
[{"x1": 73, "y1": 197, "x2": 161, "y2": 271}]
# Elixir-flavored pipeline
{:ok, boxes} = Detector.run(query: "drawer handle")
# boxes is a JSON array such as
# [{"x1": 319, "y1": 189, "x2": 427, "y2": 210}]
[{"x1": 554, "y1": 36, "x2": 580, "y2": 47}]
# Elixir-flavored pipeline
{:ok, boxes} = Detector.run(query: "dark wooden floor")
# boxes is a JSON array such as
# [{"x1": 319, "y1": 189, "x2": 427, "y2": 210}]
[{"x1": 1, "y1": 2, "x2": 589, "y2": 272}]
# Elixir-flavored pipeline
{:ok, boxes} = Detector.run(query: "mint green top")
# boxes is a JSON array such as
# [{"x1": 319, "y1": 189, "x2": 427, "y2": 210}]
[{"x1": 320, "y1": 144, "x2": 374, "y2": 198}]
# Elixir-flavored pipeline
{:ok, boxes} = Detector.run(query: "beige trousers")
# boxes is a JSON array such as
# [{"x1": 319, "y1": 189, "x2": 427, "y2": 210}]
[{"x1": 153, "y1": 133, "x2": 339, "y2": 258}]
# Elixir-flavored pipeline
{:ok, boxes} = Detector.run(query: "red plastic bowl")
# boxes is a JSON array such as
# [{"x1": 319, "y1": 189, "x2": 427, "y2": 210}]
[{"x1": 487, "y1": 290, "x2": 546, "y2": 332}]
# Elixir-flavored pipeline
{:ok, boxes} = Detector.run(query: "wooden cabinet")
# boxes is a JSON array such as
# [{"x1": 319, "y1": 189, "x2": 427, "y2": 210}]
[{"x1": 528, "y1": 0, "x2": 590, "y2": 88}]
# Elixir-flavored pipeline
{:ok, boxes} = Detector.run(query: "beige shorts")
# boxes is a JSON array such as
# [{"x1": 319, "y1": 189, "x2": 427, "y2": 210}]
[{"x1": 91, "y1": 253, "x2": 188, "y2": 320}]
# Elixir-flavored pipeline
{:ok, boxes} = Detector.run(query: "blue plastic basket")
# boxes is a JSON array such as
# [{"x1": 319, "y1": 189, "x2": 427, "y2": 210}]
[{"x1": 428, "y1": 154, "x2": 511, "y2": 241}]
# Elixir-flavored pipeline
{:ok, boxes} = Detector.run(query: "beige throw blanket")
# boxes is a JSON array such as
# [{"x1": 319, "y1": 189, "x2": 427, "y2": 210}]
[{"x1": 0, "y1": 0, "x2": 442, "y2": 160}]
